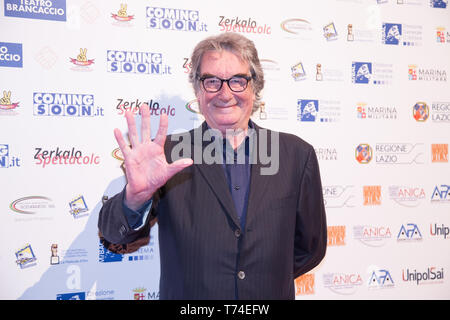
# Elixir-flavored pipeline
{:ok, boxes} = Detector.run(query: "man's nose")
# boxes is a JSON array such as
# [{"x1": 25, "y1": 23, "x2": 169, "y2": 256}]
[{"x1": 216, "y1": 82, "x2": 234, "y2": 100}]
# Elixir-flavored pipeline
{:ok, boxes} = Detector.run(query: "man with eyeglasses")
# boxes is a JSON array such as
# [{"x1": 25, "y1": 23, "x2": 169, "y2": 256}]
[{"x1": 98, "y1": 33, "x2": 327, "y2": 300}]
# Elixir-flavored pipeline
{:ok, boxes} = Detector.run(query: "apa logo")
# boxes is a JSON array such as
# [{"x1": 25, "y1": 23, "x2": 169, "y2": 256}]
[
  {"x1": 70, "y1": 48, "x2": 94, "y2": 69},
  {"x1": 0, "y1": 42, "x2": 23, "y2": 68},
  {"x1": 363, "y1": 185, "x2": 382, "y2": 206},
  {"x1": 0, "y1": 144, "x2": 21, "y2": 168},
  {"x1": 413, "y1": 102, "x2": 429, "y2": 121},
  {"x1": 382, "y1": 23, "x2": 402, "y2": 45},
  {"x1": 352, "y1": 62, "x2": 372, "y2": 84},
  {"x1": 111, "y1": 4, "x2": 134, "y2": 22},
  {"x1": 397, "y1": 223, "x2": 423, "y2": 241},
  {"x1": 431, "y1": 184, "x2": 450, "y2": 202},
  {"x1": 297, "y1": 100, "x2": 318, "y2": 122},
  {"x1": 431, "y1": 144, "x2": 448, "y2": 163},
  {"x1": 295, "y1": 273, "x2": 315, "y2": 295},
  {"x1": 368, "y1": 269, "x2": 395, "y2": 289},
  {"x1": 355, "y1": 144, "x2": 373, "y2": 164},
  {"x1": 0, "y1": 90, "x2": 19, "y2": 114}
]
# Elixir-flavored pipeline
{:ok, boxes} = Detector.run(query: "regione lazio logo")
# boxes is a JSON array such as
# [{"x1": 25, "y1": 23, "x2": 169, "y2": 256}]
[
  {"x1": 0, "y1": 42, "x2": 23, "y2": 68},
  {"x1": 413, "y1": 102, "x2": 429, "y2": 122},
  {"x1": 4, "y1": 0, "x2": 66, "y2": 21},
  {"x1": 355, "y1": 144, "x2": 373, "y2": 164}
]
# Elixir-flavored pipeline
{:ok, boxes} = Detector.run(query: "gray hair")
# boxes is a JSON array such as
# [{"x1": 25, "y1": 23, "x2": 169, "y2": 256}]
[{"x1": 189, "y1": 33, "x2": 265, "y2": 114}]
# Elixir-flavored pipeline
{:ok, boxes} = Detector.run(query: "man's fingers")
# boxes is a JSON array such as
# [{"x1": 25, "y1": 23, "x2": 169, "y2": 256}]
[
  {"x1": 141, "y1": 103, "x2": 151, "y2": 144},
  {"x1": 153, "y1": 113, "x2": 169, "y2": 147},
  {"x1": 114, "y1": 128, "x2": 130, "y2": 157},
  {"x1": 125, "y1": 110, "x2": 139, "y2": 147},
  {"x1": 166, "y1": 158, "x2": 194, "y2": 178}
]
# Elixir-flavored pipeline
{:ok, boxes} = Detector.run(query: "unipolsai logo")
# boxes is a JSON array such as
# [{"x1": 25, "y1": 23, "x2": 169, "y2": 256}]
[
  {"x1": 430, "y1": 223, "x2": 450, "y2": 239},
  {"x1": 402, "y1": 267, "x2": 445, "y2": 285},
  {"x1": 0, "y1": 42, "x2": 22, "y2": 68}
]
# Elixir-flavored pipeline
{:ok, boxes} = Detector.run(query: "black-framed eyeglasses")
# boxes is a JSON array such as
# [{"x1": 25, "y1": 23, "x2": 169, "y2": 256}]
[{"x1": 198, "y1": 74, "x2": 252, "y2": 93}]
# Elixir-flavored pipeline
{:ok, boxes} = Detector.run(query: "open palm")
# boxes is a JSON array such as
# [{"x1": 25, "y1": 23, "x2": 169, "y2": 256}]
[{"x1": 114, "y1": 104, "x2": 193, "y2": 210}]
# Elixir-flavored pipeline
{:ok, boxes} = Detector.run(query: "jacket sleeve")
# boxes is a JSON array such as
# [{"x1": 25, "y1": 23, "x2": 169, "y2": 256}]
[
  {"x1": 293, "y1": 146, "x2": 327, "y2": 279},
  {"x1": 97, "y1": 187, "x2": 155, "y2": 245}
]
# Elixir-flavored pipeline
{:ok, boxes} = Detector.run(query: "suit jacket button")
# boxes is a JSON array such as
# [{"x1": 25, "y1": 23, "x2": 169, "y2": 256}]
[
  {"x1": 238, "y1": 271, "x2": 245, "y2": 280},
  {"x1": 234, "y1": 229, "x2": 241, "y2": 238}
]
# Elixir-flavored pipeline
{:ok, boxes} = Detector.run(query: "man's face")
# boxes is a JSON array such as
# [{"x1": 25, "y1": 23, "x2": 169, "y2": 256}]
[{"x1": 196, "y1": 50, "x2": 255, "y2": 134}]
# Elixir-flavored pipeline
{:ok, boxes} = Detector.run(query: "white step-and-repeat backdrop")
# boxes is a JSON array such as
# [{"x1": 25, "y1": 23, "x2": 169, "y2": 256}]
[{"x1": 1, "y1": 0, "x2": 449, "y2": 300}]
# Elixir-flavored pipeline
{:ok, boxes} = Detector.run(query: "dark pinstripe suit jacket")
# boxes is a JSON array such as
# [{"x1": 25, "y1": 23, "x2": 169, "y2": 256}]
[{"x1": 98, "y1": 122, "x2": 327, "y2": 300}]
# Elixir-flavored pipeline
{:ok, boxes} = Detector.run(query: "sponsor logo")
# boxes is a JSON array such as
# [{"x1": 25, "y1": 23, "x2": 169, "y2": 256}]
[
  {"x1": 297, "y1": 99, "x2": 340, "y2": 123},
  {"x1": 281, "y1": 18, "x2": 313, "y2": 40},
  {"x1": 374, "y1": 143, "x2": 424, "y2": 165},
  {"x1": 146, "y1": 6, "x2": 207, "y2": 32},
  {"x1": 111, "y1": 3, "x2": 134, "y2": 23},
  {"x1": 413, "y1": 102, "x2": 429, "y2": 121},
  {"x1": 323, "y1": 273, "x2": 363, "y2": 295},
  {"x1": 353, "y1": 225, "x2": 392, "y2": 247},
  {"x1": 33, "y1": 92, "x2": 103, "y2": 117},
  {"x1": 382, "y1": 23, "x2": 422, "y2": 46},
  {"x1": 69, "y1": 195, "x2": 89, "y2": 219},
  {"x1": 69, "y1": 48, "x2": 94, "y2": 70},
  {"x1": 15, "y1": 244, "x2": 37, "y2": 269},
  {"x1": 314, "y1": 63, "x2": 344, "y2": 82},
  {"x1": 291, "y1": 62, "x2": 306, "y2": 81},
  {"x1": 56, "y1": 292, "x2": 86, "y2": 300},
  {"x1": 50, "y1": 243, "x2": 88, "y2": 265},
  {"x1": 182, "y1": 57, "x2": 192, "y2": 74},
  {"x1": 10, "y1": 196, "x2": 54, "y2": 214},
  {"x1": 116, "y1": 98, "x2": 175, "y2": 117},
  {"x1": 346, "y1": 23, "x2": 376, "y2": 43},
  {"x1": 323, "y1": 185, "x2": 355, "y2": 208},
  {"x1": 408, "y1": 64, "x2": 447, "y2": 81},
  {"x1": 402, "y1": 267, "x2": 444, "y2": 285},
  {"x1": 357, "y1": 102, "x2": 398, "y2": 120},
  {"x1": 430, "y1": 101, "x2": 450, "y2": 122},
  {"x1": 430, "y1": 223, "x2": 450, "y2": 239},
  {"x1": 0, "y1": 90, "x2": 19, "y2": 115},
  {"x1": 352, "y1": 61, "x2": 393, "y2": 85},
  {"x1": 389, "y1": 185, "x2": 426, "y2": 207},
  {"x1": 397, "y1": 223, "x2": 423, "y2": 241},
  {"x1": 431, "y1": 185, "x2": 450, "y2": 203},
  {"x1": 363, "y1": 186, "x2": 382, "y2": 206},
  {"x1": 315, "y1": 148, "x2": 338, "y2": 161},
  {"x1": 34, "y1": 147, "x2": 100, "y2": 168},
  {"x1": 295, "y1": 273, "x2": 315, "y2": 295},
  {"x1": 4, "y1": 0, "x2": 66, "y2": 21},
  {"x1": 327, "y1": 226, "x2": 346, "y2": 246},
  {"x1": 436, "y1": 26, "x2": 450, "y2": 43},
  {"x1": 0, "y1": 42, "x2": 23, "y2": 68},
  {"x1": 323, "y1": 22, "x2": 338, "y2": 41},
  {"x1": 368, "y1": 269, "x2": 395, "y2": 289},
  {"x1": 355, "y1": 144, "x2": 373, "y2": 164},
  {"x1": 132, "y1": 287, "x2": 160, "y2": 300},
  {"x1": 0, "y1": 144, "x2": 21, "y2": 168},
  {"x1": 430, "y1": 0, "x2": 447, "y2": 8},
  {"x1": 99, "y1": 240, "x2": 155, "y2": 263},
  {"x1": 219, "y1": 15, "x2": 271, "y2": 35},
  {"x1": 107, "y1": 50, "x2": 171, "y2": 75},
  {"x1": 432, "y1": 144, "x2": 448, "y2": 163}
]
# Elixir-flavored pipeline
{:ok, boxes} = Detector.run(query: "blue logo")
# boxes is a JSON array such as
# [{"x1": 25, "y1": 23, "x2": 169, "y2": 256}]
[
  {"x1": 15, "y1": 244, "x2": 37, "y2": 269},
  {"x1": 33, "y1": 92, "x2": 103, "y2": 117},
  {"x1": 397, "y1": 223, "x2": 423, "y2": 241},
  {"x1": 382, "y1": 23, "x2": 402, "y2": 45},
  {"x1": 4, "y1": 0, "x2": 66, "y2": 21},
  {"x1": 146, "y1": 6, "x2": 207, "y2": 32},
  {"x1": 56, "y1": 292, "x2": 86, "y2": 300},
  {"x1": 352, "y1": 62, "x2": 372, "y2": 84},
  {"x1": 430, "y1": 0, "x2": 447, "y2": 8},
  {"x1": 107, "y1": 50, "x2": 172, "y2": 75},
  {"x1": 297, "y1": 99, "x2": 319, "y2": 122},
  {"x1": 0, "y1": 144, "x2": 21, "y2": 168},
  {"x1": 0, "y1": 42, "x2": 23, "y2": 68},
  {"x1": 368, "y1": 269, "x2": 395, "y2": 288}
]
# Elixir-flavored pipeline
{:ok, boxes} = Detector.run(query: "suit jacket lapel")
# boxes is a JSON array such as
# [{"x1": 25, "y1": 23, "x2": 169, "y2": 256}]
[{"x1": 192, "y1": 122, "x2": 241, "y2": 228}]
